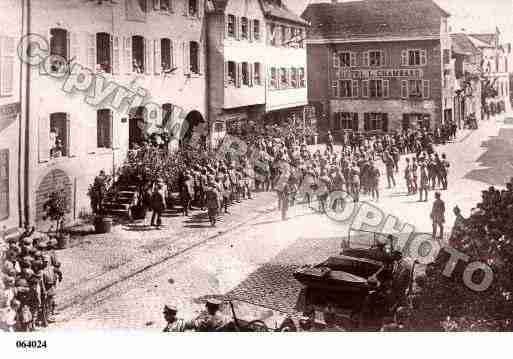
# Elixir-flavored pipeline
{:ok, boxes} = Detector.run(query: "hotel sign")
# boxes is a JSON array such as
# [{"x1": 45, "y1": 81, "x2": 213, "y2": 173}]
[{"x1": 338, "y1": 68, "x2": 424, "y2": 80}]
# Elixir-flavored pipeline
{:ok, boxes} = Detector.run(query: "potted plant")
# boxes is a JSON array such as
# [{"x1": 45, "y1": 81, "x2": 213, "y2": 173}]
[
  {"x1": 87, "y1": 171, "x2": 113, "y2": 234},
  {"x1": 43, "y1": 190, "x2": 69, "y2": 249}
]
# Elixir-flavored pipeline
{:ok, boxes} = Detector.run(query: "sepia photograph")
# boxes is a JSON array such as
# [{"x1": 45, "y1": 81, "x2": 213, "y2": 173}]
[{"x1": 1, "y1": 0, "x2": 513, "y2": 356}]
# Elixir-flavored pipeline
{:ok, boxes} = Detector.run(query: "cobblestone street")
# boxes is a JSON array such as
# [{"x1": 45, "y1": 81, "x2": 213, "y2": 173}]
[{"x1": 48, "y1": 115, "x2": 513, "y2": 330}]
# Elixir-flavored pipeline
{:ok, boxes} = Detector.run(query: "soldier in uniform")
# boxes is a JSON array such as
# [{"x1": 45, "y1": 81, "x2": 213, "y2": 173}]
[
  {"x1": 183, "y1": 299, "x2": 228, "y2": 332},
  {"x1": 162, "y1": 305, "x2": 185, "y2": 332},
  {"x1": 41, "y1": 255, "x2": 59, "y2": 323},
  {"x1": 205, "y1": 179, "x2": 221, "y2": 227}
]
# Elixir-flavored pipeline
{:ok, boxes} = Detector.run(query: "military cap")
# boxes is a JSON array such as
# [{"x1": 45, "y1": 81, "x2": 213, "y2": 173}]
[
  {"x1": 22, "y1": 268, "x2": 34, "y2": 278},
  {"x1": 32, "y1": 260, "x2": 43, "y2": 271},
  {"x1": 163, "y1": 304, "x2": 178, "y2": 314},
  {"x1": 205, "y1": 298, "x2": 222, "y2": 307},
  {"x1": 15, "y1": 278, "x2": 28, "y2": 287},
  {"x1": 3, "y1": 276, "x2": 15, "y2": 286},
  {"x1": 34, "y1": 250, "x2": 43, "y2": 259},
  {"x1": 22, "y1": 237, "x2": 33, "y2": 246}
]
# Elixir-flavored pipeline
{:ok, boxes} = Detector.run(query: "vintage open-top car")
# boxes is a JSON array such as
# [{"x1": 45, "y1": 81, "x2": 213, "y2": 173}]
[{"x1": 293, "y1": 230, "x2": 416, "y2": 330}]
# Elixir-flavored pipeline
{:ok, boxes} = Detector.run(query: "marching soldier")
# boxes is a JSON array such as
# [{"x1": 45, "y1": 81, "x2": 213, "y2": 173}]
[
  {"x1": 162, "y1": 305, "x2": 185, "y2": 332},
  {"x1": 205, "y1": 179, "x2": 221, "y2": 227}
]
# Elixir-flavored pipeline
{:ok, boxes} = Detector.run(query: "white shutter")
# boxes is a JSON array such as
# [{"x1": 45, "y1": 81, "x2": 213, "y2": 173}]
[
  {"x1": 124, "y1": 36, "x2": 133, "y2": 74},
  {"x1": 87, "y1": 33, "x2": 96, "y2": 71},
  {"x1": 362, "y1": 80, "x2": 369, "y2": 97},
  {"x1": 249, "y1": 19, "x2": 253, "y2": 42},
  {"x1": 69, "y1": 32, "x2": 80, "y2": 64},
  {"x1": 249, "y1": 63, "x2": 253, "y2": 86},
  {"x1": 88, "y1": 116, "x2": 97, "y2": 154},
  {"x1": 145, "y1": 38, "x2": 153, "y2": 74},
  {"x1": 38, "y1": 115, "x2": 50, "y2": 163},
  {"x1": 112, "y1": 35, "x2": 120, "y2": 75},
  {"x1": 422, "y1": 80, "x2": 430, "y2": 98},
  {"x1": 333, "y1": 52, "x2": 340, "y2": 68},
  {"x1": 182, "y1": 41, "x2": 190, "y2": 75},
  {"x1": 362, "y1": 51, "x2": 369, "y2": 67},
  {"x1": 67, "y1": 113, "x2": 77, "y2": 157},
  {"x1": 401, "y1": 50, "x2": 408, "y2": 66},
  {"x1": 224, "y1": 61, "x2": 228, "y2": 87},
  {"x1": 235, "y1": 17, "x2": 240, "y2": 40},
  {"x1": 183, "y1": 0, "x2": 188, "y2": 15},
  {"x1": 383, "y1": 79, "x2": 390, "y2": 98},
  {"x1": 332, "y1": 81, "x2": 338, "y2": 97},
  {"x1": 153, "y1": 0, "x2": 160, "y2": 10},
  {"x1": 350, "y1": 52, "x2": 357, "y2": 67},
  {"x1": 198, "y1": 42, "x2": 203, "y2": 74},
  {"x1": 168, "y1": 0, "x2": 173, "y2": 12},
  {"x1": 420, "y1": 49, "x2": 427, "y2": 66},
  {"x1": 401, "y1": 80, "x2": 408, "y2": 99},
  {"x1": 236, "y1": 63, "x2": 241, "y2": 87},
  {"x1": 111, "y1": 111, "x2": 120, "y2": 149},
  {"x1": 171, "y1": 39, "x2": 176, "y2": 69},
  {"x1": 154, "y1": 39, "x2": 161, "y2": 74},
  {"x1": 225, "y1": 15, "x2": 229, "y2": 39},
  {"x1": 0, "y1": 36, "x2": 15, "y2": 96}
]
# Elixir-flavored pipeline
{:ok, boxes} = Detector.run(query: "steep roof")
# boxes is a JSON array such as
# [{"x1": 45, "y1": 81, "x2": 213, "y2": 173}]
[
  {"x1": 302, "y1": 0, "x2": 449, "y2": 41},
  {"x1": 451, "y1": 33, "x2": 481, "y2": 56},
  {"x1": 260, "y1": 0, "x2": 309, "y2": 26}
]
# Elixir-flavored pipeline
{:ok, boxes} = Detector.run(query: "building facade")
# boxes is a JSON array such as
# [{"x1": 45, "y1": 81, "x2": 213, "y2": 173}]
[
  {"x1": 302, "y1": 0, "x2": 453, "y2": 139},
  {"x1": 207, "y1": 0, "x2": 308, "y2": 147},
  {"x1": 0, "y1": 0, "x2": 23, "y2": 230},
  {"x1": 25, "y1": 0, "x2": 207, "y2": 225}
]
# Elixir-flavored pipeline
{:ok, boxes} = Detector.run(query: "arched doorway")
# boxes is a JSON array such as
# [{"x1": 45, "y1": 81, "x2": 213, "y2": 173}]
[
  {"x1": 181, "y1": 110, "x2": 206, "y2": 148},
  {"x1": 128, "y1": 106, "x2": 147, "y2": 149},
  {"x1": 36, "y1": 169, "x2": 72, "y2": 221}
]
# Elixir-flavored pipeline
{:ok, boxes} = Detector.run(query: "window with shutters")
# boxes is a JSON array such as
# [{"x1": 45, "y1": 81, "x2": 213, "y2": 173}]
[
  {"x1": 97, "y1": 109, "x2": 112, "y2": 148},
  {"x1": 365, "y1": 113, "x2": 387, "y2": 132},
  {"x1": 339, "y1": 52, "x2": 351, "y2": 67},
  {"x1": 281, "y1": 26, "x2": 287, "y2": 47},
  {"x1": 406, "y1": 49, "x2": 427, "y2": 66},
  {"x1": 290, "y1": 68, "x2": 298, "y2": 88},
  {"x1": 253, "y1": 20, "x2": 260, "y2": 41},
  {"x1": 351, "y1": 80, "x2": 359, "y2": 98},
  {"x1": 369, "y1": 79, "x2": 383, "y2": 98},
  {"x1": 299, "y1": 68, "x2": 306, "y2": 88},
  {"x1": 0, "y1": 37, "x2": 15, "y2": 96},
  {"x1": 50, "y1": 113, "x2": 69, "y2": 158},
  {"x1": 335, "y1": 112, "x2": 356, "y2": 130},
  {"x1": 253, "y1": 62, "x2": 261, "y2": 86},
  {"x1": 188, "y1": 0, "x2": 198, "y2": 16},
  {"x1": 362, "y1": 80, "x2": 369, "y2": 97},
  {"x1": 132, "y1": 35, "x2": 145, "y2": 73},
  {"x1": 96, "y1": 33, "x2": 111, "y2": 73},
  {"x1": 227, "y1": 15, "x2": 236, "y2": 38},
  {"x1": 49, "y1": 28, "x2": 68, "y2": 73},
  {"x1": 270, "y1": 68, "x2": 277, "y2": 89},
  {"x1": 299, "y1": 28, "x2": 305, "y2": 48},
  {"x1": 422, "y1": 80, "x2": 430, "y2": 98},
  {"x1": 227, "y1": 61, "x2": 236, "y2": 86},
  {"x1": 383, "y1": 79, "x2": 390, "y2": 98},
  {"x1": 409, "y1": 79, "x2": 422, "y2": 98},
  {"x1": 401, "y1": 80, "x2": 408, "y2": 98},
  {"x1": 189, "y1": 41, "x2": 199, "y2": 74},
  {"x1": 368, "y1": 50, "x2": 383, "y2": 67},
  {"x1": 241, "y1": 17, "x2": 249, "y2": 40},
  {"x1": 280, "y1": 68, "x2": 288, "y2": 88},
  {"x1": 162, "y1": 103, "x2": 173, "y2": 129},
  {"x1": 339, "y1": 80, "x2": 352, "y2": 98},
  {"x1": 241, "y1": 62, "x2": 249, "y2": 86},
  {"x1": 161, "y1": 38, "x2": 172, "y2": 71}
]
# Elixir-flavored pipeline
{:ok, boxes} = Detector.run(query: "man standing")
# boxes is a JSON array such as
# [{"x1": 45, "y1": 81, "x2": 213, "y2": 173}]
[
  {"x1": 150, "y1": 181, "x2": 165, "y2": 228},
  {"x1": 440, "y1": 153, "x2": 450, "y2": 190},
  {"x1": 383, "y1": 151, "x2": 396, "y2": 189},
  {"x1": 419, "y1": 161, "x2": 429, "y2": 202},
  {"x1": 369, "y1": 162, "x2": 380, "y2": 202},
  {"x1": 162, "y1": 305, "x2": 185, "y2": 332},
  {"x1": 431, "y1": 192, "x2": 445, "y2": 240},
  {"x1": 205, "y1": 180, "x2": 221, "y2": 227},
  {"x1": 349, "y1": 162, "x2": 361, "y2": 203}
]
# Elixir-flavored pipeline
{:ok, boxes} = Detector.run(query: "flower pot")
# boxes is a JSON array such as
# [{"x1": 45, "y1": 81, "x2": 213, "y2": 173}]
[
  {"x1": 57, "y1": 233, "x2": 70, "y2": 250},
  {"x1": 94, "y1": 216, "x2": 113, "y2": 234}
]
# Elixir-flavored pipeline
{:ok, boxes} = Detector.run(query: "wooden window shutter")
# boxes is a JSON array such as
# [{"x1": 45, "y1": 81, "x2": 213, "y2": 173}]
[
  {"x1": 248, "y1": 19, "x2": 253, "y2": 42},
  {"x1": 383, "y1": 80, "x2": 390, "y2": 98},
  {"x1": 235, "y1": 17, "x2": 241, "y2": 40},
  {"x1": 38, "y1": 115, "x2": 50, "y2": 163},
  {"x1": 225, "y1": 15, "x2": 229, "y2": 39},
  {"x1": 422, "y1": 80, "x2": 430, "y2": 98},
  {"x1": 401, "y1": 80, "x2": 408, "y2": 99},
  {"x1": 124, "y1": 36, "x2": 132, "y2": 74},
  {"x1": 69, "y1": 32, "x2": 80, "y2": 64},
  {"x1": 171, "y1": 39, "x2": 177, "y2": 69},
  {"x1": 145, "y1": 38, "x2": 153, "y2": 74},
  {"x1": 333, "y1": 51, "x2": 340, "y2": 68},
  {"x1": 332, "y1": 80, "x2": 338, "y2": 97},
  {"x1": 362, "y1": 51, "x2": 369, "y2": 67},
  {"x1": 112, "y1": 35, "x2": 120, "y2": 75},
  {"x1": 197, "y1": 0, "x2": 203, "y2": 18},
  {"x1": 236, "y1": 63, "x2": 242, "y2": 87},
  {"x1": 198, "y1": 42, "x2": 204, "y2": 74},
  {"x1": 154, "y1": 39, "x2": 161, "y2": 74},
  {"x1": 352, "y1": 113, "x2": 359, "y2": 131},
  {"x1": 420, "y1": 49, "x2": 427, "y2": 66},
  {"x1": 362, "y1": 80, "x2": 369, "y2": 97},
  {"x1": 183, "y1": 0, "x2": 188, "y2": 15},
  {"x1": 364, "y1": 113, "x2": 370, "y2": 131},
  {"x1": 66, "y1": 113, "x2": 76, "y2": 157},
  {"x1": 350, "y1": 52, "x2": 357, "y2": 67},
  {"x1": 352, "y1": 80, "x2": 359, "y2": 98},
  {"x1": 382, "y1": 114, "x2": 389, "y2": 132},
  {"x1": 401, "y1": 50, "x2": 408, "y2": 66},
  {"x1": 107, "y1": 110, "x2": 113, "y2": 148},
  {"x1": 182, "y1": 41, "x2": 190, "y2": 75},
  {"x1": 224, "y1": 61, "x2": 228, "y2": 87},
  {"x1": 249, "y1": 62, "x2": 254, "y2": 86},
  {"x1": 87, "y1": 33, "x2": 96, "y2": 71},
  {"x1": 0, "y1": 36, "x2": 15, "y2": 96},
  {"x1": 112, "y1": 111, "x2": 120, "y2": 149},
  {"x1": 153, "y1": 0, "x2": 160, "y2": 10}
]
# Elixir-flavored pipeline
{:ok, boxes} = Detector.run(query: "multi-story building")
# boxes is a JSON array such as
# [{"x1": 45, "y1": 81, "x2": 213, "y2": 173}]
[
  {"x1": 467, "y1": 30, "x2": 511, "y2": 113},
  {"x1": 302, "y1": 0, "x2": 453, "y2": 138},
  {"x1": 0, "y1": 0, "x2": 23, "y2": 230},
  {"x1": 24, "y1": 0, "x2": 207, "y2": 225},
  {"x1": 206, "y1": 0, "x2": 308, "y2": 146},
  {"x1": 450, "y1": 33, "x2": 483, "y2": 127}
]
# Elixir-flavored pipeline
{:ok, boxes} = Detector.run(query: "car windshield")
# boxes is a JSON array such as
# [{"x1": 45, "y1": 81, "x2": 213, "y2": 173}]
[{"x1": 344, "y1": 229, "x2": 395, "y2": 253}]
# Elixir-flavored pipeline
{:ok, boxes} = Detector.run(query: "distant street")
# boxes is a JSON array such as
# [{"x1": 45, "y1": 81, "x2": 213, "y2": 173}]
[{"x1": 51, "y1": 115, "x2": 513, "y2": 330}]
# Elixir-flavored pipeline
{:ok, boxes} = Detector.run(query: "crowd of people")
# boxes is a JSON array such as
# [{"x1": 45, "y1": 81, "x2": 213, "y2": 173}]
[{"x1": 0, "y1": 227, "x2": 63, "y2": 332}]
